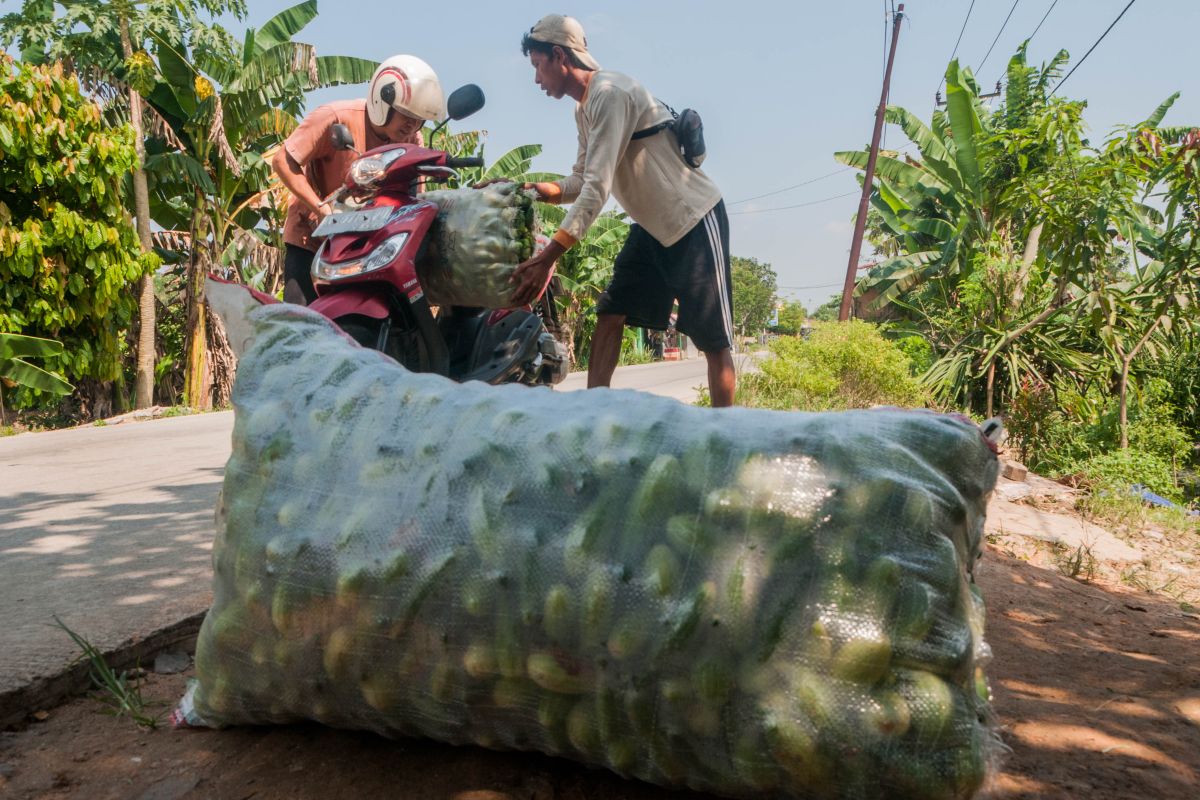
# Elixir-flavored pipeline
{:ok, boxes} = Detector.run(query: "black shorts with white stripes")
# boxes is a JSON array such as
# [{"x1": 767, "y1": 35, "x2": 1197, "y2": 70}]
[{"x1": 595, "y1": 200, "x2": 733, "y2": 353}]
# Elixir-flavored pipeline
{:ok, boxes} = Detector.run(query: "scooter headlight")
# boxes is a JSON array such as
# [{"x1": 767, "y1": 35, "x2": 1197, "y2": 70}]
[
  {"x1": 363, "y1": 232, "x2": 410, "y2": 270},
  {"x1": 312, "y1": 232, "x2": 409, "y2": 281},
  {"x1": 350, "y1": 157, "x2": 386, "y2": 186},
  {"x1": 349, "y1": 148, "x2": 407, "y2": 187}
]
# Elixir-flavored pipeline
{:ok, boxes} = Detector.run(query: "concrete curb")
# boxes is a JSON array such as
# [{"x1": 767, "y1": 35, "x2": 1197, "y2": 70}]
[{"x1": 0, "y1": 611, "x2": 207, "y2": 728}]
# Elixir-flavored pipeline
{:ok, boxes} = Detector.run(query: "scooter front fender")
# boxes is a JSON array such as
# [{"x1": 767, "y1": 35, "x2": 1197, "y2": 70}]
[{"x1": 309, "y1": 287, "x2": 390, "y2": 321}]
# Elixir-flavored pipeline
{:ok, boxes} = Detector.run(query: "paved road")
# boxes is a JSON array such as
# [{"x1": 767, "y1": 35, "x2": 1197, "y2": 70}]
[
  {"x1": 559, "y1": 356, "x2": 708, "y2": 402},
  {"x1": 0, "y1": 413, "x2": 229, "y2": 703},
  {"x1": 0, "y1": 357, "x2": 722, "y2": 712}
]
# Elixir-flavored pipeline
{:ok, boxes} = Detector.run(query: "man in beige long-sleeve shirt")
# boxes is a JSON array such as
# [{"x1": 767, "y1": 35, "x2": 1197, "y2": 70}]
[{"x1": 509, "y1": 15, "x2": 735, "y2": 406}]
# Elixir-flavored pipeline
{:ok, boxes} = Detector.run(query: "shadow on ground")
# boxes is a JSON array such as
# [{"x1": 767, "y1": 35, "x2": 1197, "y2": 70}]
[
  {"x1": 2, "y1": 550, "x2": 1197, "y2": 799},
  {"x1": 0, "y1": 472, "x2": 222, "y2": 695},
  {"x1": 979, "y1": 551, "x2": 1200, "y2": 798}
]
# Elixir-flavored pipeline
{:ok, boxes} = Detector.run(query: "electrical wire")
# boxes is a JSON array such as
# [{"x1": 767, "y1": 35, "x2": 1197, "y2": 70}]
[
  {"x1": 727, "y1": 168, "x2": 853, "y2": 206},
  {"x1": 727, "y1": 191, "x2": 860, "y2": 216},
  {"x1": 938, "y1": 0, "x2": 978, "y2": 92},
  {"x1": 977, "y1": 0, "x2": 1022, "y2": 75},
  {"x1": 777, "y1": 282, "x2": 846, "y2": 291},
  {"x1": 1028, "y1": 0, "x2": 1059, "y2": 43},
  {"x1": 1053, "y1": 0, "x2": 1138, "y2": 95}
]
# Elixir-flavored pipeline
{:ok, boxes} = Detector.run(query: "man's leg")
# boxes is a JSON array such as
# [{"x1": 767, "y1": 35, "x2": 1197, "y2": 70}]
[
  {"x1": 588, "y1": 313, "x2": 626, "y2": 388},
  {"x1": 704, "y1": 347, "x2": 735, "y2": 407},
  {"x1": 589, "y1": 224, "x2": 668, "y2": 388},
  {"x1": 667, "y1": 200, "x2": 736, "y2": 406},
  {"x1": 283, "y1": 244, "x2": 318, "y2": 306}
]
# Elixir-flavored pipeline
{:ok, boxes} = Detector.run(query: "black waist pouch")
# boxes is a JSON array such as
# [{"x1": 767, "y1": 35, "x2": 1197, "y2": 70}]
[{"x1": 632, "y1": 104, "x2": 706, "y2": 168}]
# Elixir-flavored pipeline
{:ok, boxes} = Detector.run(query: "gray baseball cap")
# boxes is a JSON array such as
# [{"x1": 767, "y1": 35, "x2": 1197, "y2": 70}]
[{"x1": 528, "y1": 14, "x2": 601, "y2": 71}]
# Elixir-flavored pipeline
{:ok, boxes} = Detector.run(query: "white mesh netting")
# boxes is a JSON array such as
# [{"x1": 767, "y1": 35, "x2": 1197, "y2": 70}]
[
  {"x1": 417, "y1": 183, "x2": 537, "y2": 308},
  {"x1": 177, "y1": 302, "x2": 1002, "y2": 800}
]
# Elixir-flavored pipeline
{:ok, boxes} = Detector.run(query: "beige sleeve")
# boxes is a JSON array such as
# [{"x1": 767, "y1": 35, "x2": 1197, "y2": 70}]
[
  {"x1": 554, "y1": 108, "x2": 588, "y2": 204},
  {"x1": 556, "y1": 87, "x2": 638, "y2": 241}
]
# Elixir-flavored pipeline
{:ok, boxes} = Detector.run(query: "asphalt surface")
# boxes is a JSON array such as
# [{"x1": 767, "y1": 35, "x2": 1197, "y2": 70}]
[{"x1": 0, "y1": 357, "x2": 718, "y2": 716}]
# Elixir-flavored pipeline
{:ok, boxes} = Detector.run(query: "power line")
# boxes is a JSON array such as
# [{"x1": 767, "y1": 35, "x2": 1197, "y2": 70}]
[
  {"x1": 727, "y1": 168, "x2": 853, "y2": 206},
  {"x1": 939, "y1": 0, "x2": 977, "y2": 92},
  {"x1": 728, "y1": 191, "x2": 859, "y2": 216},
  {"x1": 777, "y1": 282, "x2": 845, "y2": 291},
  {"x1": 977, "y1": 0, "x2": 1022, "y2": 76},
  {"x1": 1053, "y1": 0, "x2": 1138, "y2": 95},
  {"x1": 1028, "y1": 0, "x2": 1059, "y2": 43}
]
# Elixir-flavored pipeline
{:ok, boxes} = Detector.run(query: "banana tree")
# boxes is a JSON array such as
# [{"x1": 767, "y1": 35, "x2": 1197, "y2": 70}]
[
  {"x1": 835, "y1": 49, "x2": 1071, "y2": 311},
  {"x1": 835, "y1": 67, "x2": 981, "y2": 309},
  {"x1": 137, "y1": 0, "x2": 377, "y2": 408},
  {"x1": 0, "y1": 334, "x2": 74, "y2": 422},
  {"x1": 422, "y1": 127, "x2": 562, "y2": 189},
  {"x1": 538, "y1": 205, "x2": 630, "y2": 366},
  {"x1": 837, "y1": 46, "x2": 1174, "y2": 416}
]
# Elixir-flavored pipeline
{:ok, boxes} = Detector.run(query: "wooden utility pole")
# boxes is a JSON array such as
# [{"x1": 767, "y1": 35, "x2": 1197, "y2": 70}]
[{"x1": 839, "y1": 3, "x2": 905, "y2": 321}]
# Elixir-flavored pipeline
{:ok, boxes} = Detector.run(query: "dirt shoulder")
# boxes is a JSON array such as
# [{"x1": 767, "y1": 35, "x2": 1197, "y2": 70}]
[
  {"x1": 1, "y1": 549, "x2": 1197, "y2": 799},
  {"x1": 980, "y1": 549, "x2": 1200, "y2": 797}
]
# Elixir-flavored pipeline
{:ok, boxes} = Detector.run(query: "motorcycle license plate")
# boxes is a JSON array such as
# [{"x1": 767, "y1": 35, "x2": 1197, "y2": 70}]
[{"x1": 312, "y1": 206, "x2": 394, "y2": 238}]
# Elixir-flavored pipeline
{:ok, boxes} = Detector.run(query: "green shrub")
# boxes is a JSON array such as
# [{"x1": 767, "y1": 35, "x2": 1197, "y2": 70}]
[
  {"x1": 1155, "y1": 346, "x2": 1200, "y2": 444},
  {"x1": 1125, "y1": 380, "x2": 1192, "y2": 470},
  {"x1": 0, "y1": 54, "x2": 150, "y2": 411},
  {"x1": 734, "y1": 321, "x2": 927, "y2": 411},
  {"x1": 1007, "y1": 378, "x2": 1194, "y2": 493},
  {"x1": 1076, "y1": 448, "x2": 1178, "y2": 501},
  {"x1": 617, "y1": 327, "x2": 655, "y2": 367},
  {"x1": 1004, "y1": 379, "x2": 1060, "y2": 465},
  {"x1": 893, "y1": 334, "x2": 935, "y2": 376}
]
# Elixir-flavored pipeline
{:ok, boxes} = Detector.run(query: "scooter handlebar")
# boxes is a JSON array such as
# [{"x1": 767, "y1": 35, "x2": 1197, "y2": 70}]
[{"x1": 445, "y1": 156, "x2": 484, "y2": 169}]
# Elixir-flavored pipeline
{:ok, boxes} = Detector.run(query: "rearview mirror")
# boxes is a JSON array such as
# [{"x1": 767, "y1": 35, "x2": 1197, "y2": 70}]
[
  {"x1": 330, "y1": 124, "x2": 355, "y2": 151},
  {"x1": 446, "y1": 84, "x2": 485, "y2": 121}
]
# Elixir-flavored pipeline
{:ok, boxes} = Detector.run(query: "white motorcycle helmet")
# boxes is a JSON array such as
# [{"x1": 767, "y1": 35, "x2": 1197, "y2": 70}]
[{"x1": 367, "y1": 55, "x2": 446, "y2": 127}]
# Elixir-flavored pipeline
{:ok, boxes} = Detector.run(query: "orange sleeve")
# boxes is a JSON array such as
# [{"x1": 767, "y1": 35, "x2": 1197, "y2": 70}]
[
  {"x1": 283, "y1": 103, "x2": 339, "y2": 168},
  {"x1": 552, "y1": 229, "x2": 578, "y2": 250}
]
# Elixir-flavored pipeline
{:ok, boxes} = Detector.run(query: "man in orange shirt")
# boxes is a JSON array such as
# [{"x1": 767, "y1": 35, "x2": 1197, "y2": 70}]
[{"x1": 272, "y1": 55, "x2": 446, "y2": 305}]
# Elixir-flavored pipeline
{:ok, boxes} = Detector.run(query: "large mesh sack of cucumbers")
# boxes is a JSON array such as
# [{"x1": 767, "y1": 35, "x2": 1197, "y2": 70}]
[
  {"x1": 176, "y1": 302, "x2": 1003, "y2": 800},
  {"x1": 416, "y1": 182, "x2": 537, "y2": 308}
]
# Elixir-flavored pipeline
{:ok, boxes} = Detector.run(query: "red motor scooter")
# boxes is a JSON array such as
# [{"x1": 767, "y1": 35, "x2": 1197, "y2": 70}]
[{"x1": 306, "y1": 84, "x2": 568, "y2": 387}]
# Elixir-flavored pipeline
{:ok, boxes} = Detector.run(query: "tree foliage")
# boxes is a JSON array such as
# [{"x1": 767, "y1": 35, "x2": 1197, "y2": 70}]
[
  {"x1": 2, "y1": 1, "x2": 378, "y2": 412},
  {"x1": 836, "y1": 43, "x2": 1199, "y2": 500},
  {"x1": 0, "y1": 53, "x2": 153, "y2": 412},
  {"x1": 735, "y1": 321, "x2": 926, "y2": 411},
  {"x1": 730, "y1": 256, "x2": 777, "y2": 336},
  {"x1": 770, "y1": 300, "x2": 806, "y2": 336},
  {"x1": 840, "y1": 45, "x2": 1198, "y2": 431}
]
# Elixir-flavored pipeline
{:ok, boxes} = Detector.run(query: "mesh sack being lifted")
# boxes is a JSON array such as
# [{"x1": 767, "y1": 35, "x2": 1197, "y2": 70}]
[{"x1": 416, "y1": 182, "x2": 537, "y2": 308}]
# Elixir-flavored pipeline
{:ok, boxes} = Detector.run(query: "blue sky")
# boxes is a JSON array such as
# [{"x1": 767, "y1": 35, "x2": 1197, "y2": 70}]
[{"x1": 6, "y1": 0, "x2": 1196, "y2": 310}]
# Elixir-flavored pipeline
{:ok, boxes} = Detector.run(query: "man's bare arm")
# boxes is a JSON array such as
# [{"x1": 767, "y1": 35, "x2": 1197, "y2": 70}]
[{"x1": 272, "y1": 148, "x2": 330, "y2": 218}]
